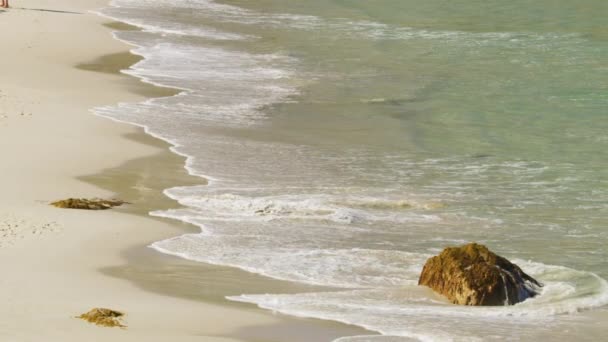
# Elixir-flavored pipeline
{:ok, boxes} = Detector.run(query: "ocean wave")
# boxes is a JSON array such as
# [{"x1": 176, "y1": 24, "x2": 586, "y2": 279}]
[
  {"x1": 97, "y1": 1, "x2": 248, "y2": 40},
  {"x1": 153, "y1": 190, "x2": 444, "y2": 225},
  {"x1": 229, "y1": 261, "x2": 608, "y2": 341},
  {"x1": 94, "y1": 32, "x2": 298, "y2": 126},
  {"x1": 101, "y1": 0, "x2": 582, "y2": 45}
]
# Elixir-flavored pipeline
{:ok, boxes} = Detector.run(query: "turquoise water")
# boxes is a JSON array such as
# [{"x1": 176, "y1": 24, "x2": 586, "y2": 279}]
[{"x1": 98, "y1": 0, "x2": 608, "y2": 340}]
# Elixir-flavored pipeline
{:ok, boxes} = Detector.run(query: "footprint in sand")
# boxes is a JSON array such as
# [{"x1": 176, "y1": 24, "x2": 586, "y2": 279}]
[
  {"x1": 0, "y1": 90, "x2": 33, "y2": 125},
  {"x1": 0, "y1": 213, "x2": 61, "y2": 248}
]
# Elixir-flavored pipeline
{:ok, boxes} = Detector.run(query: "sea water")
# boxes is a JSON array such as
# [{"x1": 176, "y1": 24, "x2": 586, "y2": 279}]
[{"x1": 96, "y1": 0, "x2": 608, "y2": 340}]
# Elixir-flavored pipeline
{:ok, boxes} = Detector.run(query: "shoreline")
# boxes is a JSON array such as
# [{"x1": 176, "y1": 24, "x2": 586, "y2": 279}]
[
  {"x1": 0, "y1": 1, "x2": 372, "y2": 340},
  {"x1": 83, "y1": 110, "x2": 371, "y2": 341},
  {"x1": 83, "y1": 17, "x2": 376, "y2": 342}
]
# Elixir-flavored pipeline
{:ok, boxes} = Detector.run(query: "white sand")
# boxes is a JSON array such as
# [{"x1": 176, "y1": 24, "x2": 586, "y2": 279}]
[{"x1": 0, "y1": 1, "x2": 284, "y2": 340}]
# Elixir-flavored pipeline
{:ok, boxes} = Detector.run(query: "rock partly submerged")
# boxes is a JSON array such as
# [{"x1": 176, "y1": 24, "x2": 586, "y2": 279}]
[
  {"x1": 78, "y1": 308, "x2": 125, "y2": 328},
  {"x1": 418, "y1": 243, "x2": 542, "y2": 306},
  {"x1": 50, "y1": 198, "x2": 127, "y2": 210}
]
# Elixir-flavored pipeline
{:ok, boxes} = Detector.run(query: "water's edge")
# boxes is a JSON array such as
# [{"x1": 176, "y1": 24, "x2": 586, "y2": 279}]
[{"x1": 86, "y1": 7, "x2": 377, "y2": 342}]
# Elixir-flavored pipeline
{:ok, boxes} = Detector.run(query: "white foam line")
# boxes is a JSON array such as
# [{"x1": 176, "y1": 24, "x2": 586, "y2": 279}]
[
  {"x1": 91, "y1": 3, "x2": 226, "y2": 186},
  {"x1": 91, "y1": 8, "x2": 250, "y2": 41},
  {"x1": 92, "y1": 3, "x2": 299, "y2": 187},
  {"x1": 149, "y1": 239, "x2": 374, "y2": 289},
  {"x1": 94, "y1": 105, "x2": 220, "y2": 185},
  {"x1": 228, "y1": 294, "x2": 438, "y2": 342}
]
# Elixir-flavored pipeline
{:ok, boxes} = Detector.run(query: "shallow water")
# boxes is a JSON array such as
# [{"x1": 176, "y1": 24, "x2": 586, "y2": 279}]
[{"x1": 97, "y1": 0, "x2": 608, "y2": 340}]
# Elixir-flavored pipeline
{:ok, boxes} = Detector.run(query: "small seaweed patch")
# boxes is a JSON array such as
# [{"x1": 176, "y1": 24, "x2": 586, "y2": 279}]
[
  {"x1": 78, "y1": 308, "x2": 126, "y2": 328},
  {"x1": 51, "y1": 198, "x2": 127, "y2": 210}
]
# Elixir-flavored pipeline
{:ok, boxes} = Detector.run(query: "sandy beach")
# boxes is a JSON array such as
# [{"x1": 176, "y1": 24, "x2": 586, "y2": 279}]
[{"x1": 0, "y1": 1, "x2": 369, "y2": 341}]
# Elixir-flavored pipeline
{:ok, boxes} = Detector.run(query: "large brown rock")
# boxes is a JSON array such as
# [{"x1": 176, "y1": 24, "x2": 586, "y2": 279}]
[{"x1": 418, "y1": 243, "x2": 542, "y2": 306}]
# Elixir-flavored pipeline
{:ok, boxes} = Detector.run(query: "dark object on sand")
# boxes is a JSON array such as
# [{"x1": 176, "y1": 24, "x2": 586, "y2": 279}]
[
  {"x1": 50, "y1": 198, "x2": 127, "y2": 210},
  {"x1": 78, "y1": 308, "x2": 125, "y2": 328},
  {"x1": 418, "y1": 243, "x2": 542, "y2": 306}
]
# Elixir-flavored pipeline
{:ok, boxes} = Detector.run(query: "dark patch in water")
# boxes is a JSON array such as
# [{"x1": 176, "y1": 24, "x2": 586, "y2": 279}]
[{"x1": 472, "y1": 153, "x2": 493, "y2": 159}]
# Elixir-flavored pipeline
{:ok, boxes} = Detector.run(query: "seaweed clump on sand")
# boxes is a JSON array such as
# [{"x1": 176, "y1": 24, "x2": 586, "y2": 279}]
[
  {"x1": 78, "y1": 308, "x2": 126, "y2": 328},
  {"x1": 50, "y1": 198, "x2": 127, "y2": 210}
]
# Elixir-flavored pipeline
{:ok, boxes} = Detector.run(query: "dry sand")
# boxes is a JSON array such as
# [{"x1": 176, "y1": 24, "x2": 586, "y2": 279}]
[{"x1": 0, "y1": 0, "x2": 370, "y2": 341}]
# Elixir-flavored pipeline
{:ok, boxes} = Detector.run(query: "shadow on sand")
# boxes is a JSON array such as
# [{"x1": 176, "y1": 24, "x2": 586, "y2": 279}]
[{"x1": 12, "y1": 7, "x2": 82, "y2": 15}]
